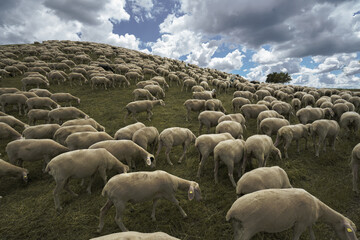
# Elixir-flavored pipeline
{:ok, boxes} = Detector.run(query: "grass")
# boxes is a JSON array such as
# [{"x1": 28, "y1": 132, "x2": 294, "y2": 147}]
[{"x1": 0, "y1": 44, "x2": 360, "y2": 240}]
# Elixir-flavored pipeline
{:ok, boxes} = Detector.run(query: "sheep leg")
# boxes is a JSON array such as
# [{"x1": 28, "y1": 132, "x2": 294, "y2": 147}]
[
  {"x1": 154, "y1": 142, "x2": 162, "y2": 166},
  {"x1": 123, "y1": 111, "x2": 129, "y2": 123},
  {"x1": 97, "y1": 199, "x2": 113, "y2": 233},
  {"x1": 53, "y1": 179, "x2": 66, "y2": 211},
  {"x1": 64, "y1": 179, "x2": 78, "y2": 197},
  {"x1": 284, "y1": 140, "x2": 291, "y2": 159},
  {"x1": 199, "y1": 123, "x2": 203, "y2": 134},
  {"x1": 166, "y1": 195, "x2": 187, "y2": 218},
  {"x1": 352, "y1": 164, "x2": 359, "y2": 193},
  {"x1": 132, "y1": 112, "x2": 139, "y2": 122},
  {"x1": 232, "y1": 220, "x2": 253, "y2": 240},
  {"x1": 292, "y1": 223, "x2": 307, "y2": 240},
  {"x1": 165, "y1": 145, "x2": 173, "y2": 165},
  {"x1": 197, "y1": 153, "x2": 208, "y2": 178},
  {"x1": 308, "y1": 226, "x2": 316, "y2": 240},
  {"x1": 114, "y1": 202, "x2": 128, "y2": 232},
  {"x1": 178, "y1": 143, "x2": 187, "y2": 163},
  {"x1": 147, "y1": 110, "x2": 153, "y2": 121},
  {"x1": 186, "y1": 110, "x2": 190, "y2": 121},
  {"x1": 214, "y1": 155, "x2": 219, "y2": 184},
  {"x1": 151, "y1": 198, "x2": 159, "y2": 221},
  {"x1": 98, "y1": 168, "x2": 108, "y2": 186},
  {"x1": 227, "y1": 163, "x2": 236, "y2": 187},
  {"x1": 86, "y1": 173, "x2": 96, "y2": 194}
]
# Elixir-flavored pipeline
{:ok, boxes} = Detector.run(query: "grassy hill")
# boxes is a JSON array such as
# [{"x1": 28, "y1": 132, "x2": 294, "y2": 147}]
[{"x1": 0, "y1": 41, "x2": 359, "y2": 240}]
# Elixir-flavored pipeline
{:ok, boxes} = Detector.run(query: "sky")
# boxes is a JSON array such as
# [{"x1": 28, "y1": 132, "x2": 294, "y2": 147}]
[{"x1": 0, "y1": 0, "x2": 360, "y2": 89}]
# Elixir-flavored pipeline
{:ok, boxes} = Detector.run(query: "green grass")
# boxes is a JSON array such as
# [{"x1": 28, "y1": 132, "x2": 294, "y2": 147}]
[{"x1": 0, "y1": 48, "x2": 360, "y2": 240}]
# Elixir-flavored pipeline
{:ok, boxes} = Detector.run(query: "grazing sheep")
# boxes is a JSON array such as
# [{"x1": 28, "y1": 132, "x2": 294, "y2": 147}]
[
  {"x1": 181, "y1": 78, "x2": 197, "y2": 92},
  {"x1": 132, "y1": 126, "x2": 159, "y2": 154},
  {"x1": 90, "y1": 76, "x2": 112, "y2": 90},
  {"x1": 29, "y1": 88, "x2": 52, "y2": 97},
  {"x1": 240, "y1": 104, "x2": 269, "y2": 120},
  {"x1": 26, "y1": 97, "x2": 59, "y2": 113},
  {"x1": 45, "y1": 148, "x2": 129, "y2": 210},
  {"x1": 0, "y1": 122, "x2": 22, "y2": 141},
  {"x1": 296, "y1": 107, "x2": 334, "y2": 124},
  {"x1": 53, "y1": 125, "x2": 98, "y2": 146},
  {"x1": 132, "y1": 88, "x2": 157, "y2": 101},
  {"x1": 48, "y1": 107, "x2": 88, "y2": 124},
  {"x1": 89, "y1": 140, "x2": 154, "y2": 170},
  {"x1": 291, "y1": 98, "x2": 302, "y2": 112},
  {"x1": 114, "y1": 122, "x2": 145, "y2": 140},
  {"x1": 136, "y1": 80, "x2": 159, "y2": 88},
  {"x1": 205, "y1": 99, "x2": 226, "y2": 112},
  {"x1": 0, "y1": 115, "x2": 28, "y2": 131},
  {"x1": 243, "y1": 135, "x2": 281, "y2": 174},
  {"x1": 259, "y1": 117, "x2": 290, "y2": 137},
  {"x1": 198, "y1": 110, "x2": 225, "y2": 134},
  {"x1": 97, "y1": 170, "x2": 201, "y2": 232},
  {"x1": 50, "y1": 93, "x2": 80, "y2": 107},
  {"x1": 151, "y1": 76, "x2": 169, "y2": 89},
  {"x1": 124, "y1": 100, "x2": 165, "y2": 122},
  {"x1": 215, "y1": 120, "x2": 243, "y2": 139},
  {"x1": 218, "y1": 113, "x2": 246, "y2": 131},
  {"x1": 339, "y1": 111, "x2": 360, "y2": 138},
  {"x1": 195, "y1": 133, "x2": 234, "y2": 177},
  {"x1": 226, "y1": 188, "x2": 357, "y2": 240},
  {"x1": 6, "y1": 139, "x2": 69, "y2": 170},
  {"x1": 0, "y1": 159, "x2": 29, "y2": 183},
  {"x1": 192, "y1": 89, "x2": 216, "y2": 100},
  {"x1": 256, "y1": 110, "x2": 284, "y2": 133},
  {"x1": 351, "y1": 143, "x2": 360, "y2": 193},
  {"x1": 61, "y1": 118, "x2": 105, "y2": 131},
  {"x1": 183, "y1": 99, "x2": 206, "y2": 121},
  {"x1": 236, "y1": 166, "x2": 292, "y2": 196},
  {"x1": 232, "y1": 97, "x2": 251, "y2": 112},
  {"x1": 68, "y1": 72, "x2": 87, "y2": 86},
  {"x1": 21, "y1": 76, "x2": 49, "y2": 91},
  {"x1": 5, "y1": 65, "x2": 22, "y2": 76},
  {"x1": 310, "y1": 119, "x2": 340, "y2": 157},
  {"x1": 274, "y1": 124, "x2": 311, "y2": 158},
  {"x1": 90, "y1": 231, "x2": 180, "y2": 240},
  {"x1": 155, "y1": 127, "x2": 196, "y2": 166},
  {"x1": 125, "y1": 71, "x2": 143, "y2": 83},
  {"x1": 272, "y1": 102, "x2": 293, "y2": 120},
  {"x1": 0, "y1": 93, "x2": 28, "y2": 115},
  {"x1": 233, "y1": 91, "x2": 257, "y2": 102},
  {"x1": 27, "y1": 109, "x2": 50, "y2": 125},
  {"x1": 192, "y1": 85, "x2": 205, "y2": 92},
  {"x1": 48, "y1": 71, "x2": 67, "y2": 85},
  {"x1": 65, "y1": 132, "x2": 113, "y2": 150},
  {"x1": 332, "y1": 103, "x2": 349, "y2": 121},
  {"x1": 168, "y1": 73, "x2": 181, "y2": 86},
  {"x1": 22, "y1": 124, "x2": 60, "y2": 139},
  {"x1": 301, "y1": 94, "x2": 316, "y2": 107},
  {"x1": 214, "y1": 139, "x2": 246, "y2": 187},
  {"x1": 0, "y1": 87, "x2": 20, "y2": 95},
  {"x1": 108, "y1": 74, "x2": 130, "y2": 88},
  {"x1": 144, "y1": 85, "x2": 165, "y2": 99}
]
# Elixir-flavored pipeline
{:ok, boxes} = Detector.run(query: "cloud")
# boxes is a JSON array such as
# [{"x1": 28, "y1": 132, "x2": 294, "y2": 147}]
[
  {"x1": 128, "y1": 0, "x2": 154, "y2": 22},
  {"x1": 208, "y1": 49, "x2": 245, "y2": 72},
  {"x1": 343, "y1": 60, "x2": 360, "y2": 76}
]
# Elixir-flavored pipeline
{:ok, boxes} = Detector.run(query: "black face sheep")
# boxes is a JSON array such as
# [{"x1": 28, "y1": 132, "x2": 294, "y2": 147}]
[
  {"x1": 198, "y1": 110, "x2": 225, "y2": 134},
  {"x1": 89, "y1": 140, "x2": 155, "y2": 170},
  {"x1": 45, "y1": 148, "x2": 129, "y2": 211},
  {"x1": 53, "y1": 125, "x2": 98, "y2": 146},
  {"x1": 296, "y1": 107, "x2": 334, "y2": 124},
  {"x1": 65, "y1": 131, "x2": 113, "y2": 150},
  {"x1": 183, "y1": 99, "x2": 206, "y2": 121},
  {"x1": 123, "y1": 100, "x2": 165, "y2": 122},
  {"x1": 0, "y1": 122, "x2": 22, "y2": 142},
  {"x1": 235, "y1": 166, "x2": 292, "y2": 197},
  {"x1": 0, "y1": 159, "x2": 29, "y2": 184},
  {"x1": 48, "y1": 106, "x2": 89, "y2": 124},
  {"x1": 259, "y1": 117, "x2": 290, "y2": 137},
  {"x1": 22, "y1": 124, "x2": 61, "y2": 139},
  {"x1": 310, "y1": 119, "x2": 340, "y2": 157},
  {"x1": 61, "y1": 118, "x2": 105, "y2": 131},
  {"x1": 155, "y1": 127, "x2": 196, "y2": 166},
  {"x1": 351, "y1": 143, "x2": 360, "y2": 193},
  {"x1": 214, "y1": 139, "x2": 246, "y2": 187},
  {"x1": 114, "y1": 122, "x2": 145, "y2": 140},
  {"x1": 97, "y1": 170, "x2": 201, "y2": 232},
  {"x1": 226, "y1": 188, "x2": 357, "y2": 240},
  {"x1": 131, "y1": 126, "x2": 159, "y2": 154}
]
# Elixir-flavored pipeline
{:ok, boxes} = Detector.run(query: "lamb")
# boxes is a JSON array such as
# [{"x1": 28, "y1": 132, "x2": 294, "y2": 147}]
[
  {"x1": 48, "y1": 107, "x2": 88, "y2": 124},
  {"x1": 232, "y1": 97, "x2": 251, "y2": 112},
  {"x1": 22, "y1": 124, "x2": 61, "y2": 139},
  {"x1": 205, "y1": 99, "x2": 226, "y2": 112},
  {"x1": 132, "y1": 88, "x2": 157, "y2": 101},
  {"x1": 26, "y1": 97, "x2": 59, "y2": 113},
  {"x1": 243, "y1": 135, "x2": 281, "y2": 174},
  {"x1": 0, "y1": 122, "x2": 22, "y2": 141},
  {"x1": 0, "y1": 159, "x2": 29, "y2": 183},
  {"x1": 0, "y1": 93, "x2": 28, "y2": 115},
  {"x1": 114, "y1": 122, "x2": 145, "y2": 140},
  {"x1": 226, "y1": 188, "x2": 357, "y2": 240},
  {"x1": 183, "y1": 99, "x2": 206, "y2": 121},
  {"x1": 89, "y1": 140, "x2": 155, "y2": 170},
  {"x1": 192, "y1": 89, "x2": 216, "y2": 100},
  {"x1": 235, "y1": 166, "x2": 292, "y2": 196},
  {"x1": 90, "y1": 231, "x2": 180, "y2": 240},
  {"x1": 21, "y1": 76, "x2": 49, "y2": 91},
  {"x1": 218, "y1": 113, "x2": 246, "y2": 131},
  {"x1": 198, "y1": 110, "x2": 225, "y2": 134},
  {"x1": 6, "y1": 139, "x2": 69, "y2": 171},
  {"x1": 97, "y1": 170, "x2": 201, "y2": 232},
  {"x1": 65, "y1": 132, "x2": 113, "y2": 150},
  {"x1": 123, "y1": 100, "x2": 165, "y2": 122},
  {"x1": 310, "y1": 119, "x2": 340, "y2": 157},
  {"x1": 0, "y1": 115, "x2": 28, "y2": 131},
  {"x1": 215, "y1": 120, "x2": 244, "y2": 139},
  {"x1": 256, "y1": 110, "x2": 284, "y2": 132},
  {"x1": 155, "y1": 127, "x2": 196, "y2": 166},
  {"x1": 61, "y1": 118, "x2": 105, "y2": 131},
  {"x1": 351, "y1": 143, "x2": 360, "y2": 193},
  {"x1": 53, "y1": 125, "x2": 98, "y2": 146},
  {"x1": 132, "y1": 126, "x2": 159, "y2": 154},
  {"x1": 50, "y1": 93, "x2": 80, "y2": 107},
  {"x1": 27, "y1": 109, "x2": 50, "y2": 125},
  {"x1": 339, "y1": 111, "x2": 360, "y2": 138},
  {"x1": 214, "y1": 139, "x2": 246, "y2": 187},
  {"x1": 45, "y1": 148, "x2": 129, "y2": 211},
  {"x1": 240, "y1": 104, "x2": 269, "y2": 120},
  {"x1": 195, "y1": 133, "x2": 234, "y2": 177},
  {"x1": 274, "y1": 124, "x2": 311, "y2": 158},
  {"x1": 296, "y1": 107, "x2": 334, "y2": 124},
  {"x1": 259, "y1": 117, "x2": 290, "y2": 137}
]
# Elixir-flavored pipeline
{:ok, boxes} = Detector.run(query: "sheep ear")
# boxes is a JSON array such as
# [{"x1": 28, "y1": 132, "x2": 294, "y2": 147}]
[{"x1": 188, "y1": 185, "x2": 195, "y2": 201}]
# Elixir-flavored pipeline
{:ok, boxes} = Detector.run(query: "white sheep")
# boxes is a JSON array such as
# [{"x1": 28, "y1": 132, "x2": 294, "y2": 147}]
[
  {"x1": 192, "y1": 89, "x2": 216, "y2": 100},
  {"x1": 218, "y1": 113, "x2": 246, "y2": 131},
  {"x1": 21, "y1": 76, "x2": 49, "y2": 91},
  {"x1": 351, "y1": 143, "x2": 360, "y2": 193},
  {"x1": 132, "y1": 88, "x2": 157, "y2": 101},
  {"x1": 26, "y1": 97, "x2": 59, "y2": 113},
  {"x1": 45, "y1": 148, "x2": 129, "y2": 210},
  {"x1": 132, "y1": 126, "x2": 159, "y2": 154},
  {"x1": 235, "y1": 166, "x2": 292, "y2": 196},
  {"x1": 0, "y1": 122, "x2": 22, "y2": 141},
  {"x1": 50, "y1": 93, "x2": 80, "y2": 107},
  {"x1": 124, "y1": 100, "x2": 165, "y2": 122},
  {"x1": 195, "y1": 133, "x2": 234, "y2": 177},
  {"x1": 48, "y1": 106, "x2": 88, "y2": 124},
  {"x1": 0, "y1": 159, "x2": 29, "y2": 184},
  {"x1": 114, "y1": 122, "x2": 145, "y2": 140},
  {"x1": 144, "y1": 85, "x2": 165, "y2": 99},
  {"x1": 259, "y1": 117, "x2": 290, "y2": 137},
  {"x1": 198, "y1": 110, "x2": 225, "y2": 134},
  {"x1": 22, "y1": 124, "x2": 61, "y2": 139},
  {"x1": 0, "y1": 115, "x2": 28, "y2": 131},
  {"x1": 0, "y1": 93, "x2": 28, "y2": 115},
  {"x1": 68, "y1": 72, "x2": 87, "y2": 86},
  {"x1": 256, "y1": 110, "x2": 284, "y2": 133},
  {"x1": 339, "y1": 111, "x2": 360, "y2": 138},
  {"x1": 310, "y1": 119, "x2": 340, "y2": 157},
  {"x1": 97, "y1": 170, "x2": 201, "y2": 232},
  {"x1": 27, "y1": 109, "x2": 50, "y2": 125},
  {"x1": 296, "y1": 107, "x2": 334, "y2": 124},
  {"x1": 183, "y1": 99, "x2": 206, "y2": 121},
  {"x1": 226, "y1": 188, "x2": 357, "y2": 240},
  {"x1": 232, "y1": 97, "x2": 251, "y2": 112},
  {"x1": 215, "y1": 120, "x2": 243, "y2": 139},
  {"x1": 61, "y1": 118, "x2": 105, "y2": 131},
  {"x1": 155, "y1": 127, "x2": 196, "y2": 166},
  {"x1": 89, "y1": 140, "x2": 154, "y2": 170},
  {"x1": 205, "y1": 99, "x2": 226, "y2": 112},
  {"x1": 53, "y1": 125, "x2": 98, "y2": 146},
  {"x1": 65, "y1": 131, "x2": 114, "y2": 150},
  {"x1": 90, "y1": 76, "x2": 112, "y2": 90},
  {"x1": 90, "y1": 231, "x2": 180, "y2": 240},
  {"x1": 214, "y1": 139, "x2": 246, "y2": 187},
  {"x1": 240, "y1": 104, "x2": 269, "y2": 120},
  {"x1": 29, "y1": 88, "x2": 52, "y2": 97},
  {"x1": 181, "y1": 78, "x2": 197, "y2": 92}
]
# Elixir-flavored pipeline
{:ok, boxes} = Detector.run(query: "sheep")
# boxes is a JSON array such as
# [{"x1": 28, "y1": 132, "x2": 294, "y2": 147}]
[
  {"x1": 226, "y1": 188, "x2": 357, "y2": 240},
  {"x1": 125, "y1": 71, "x2": 143, "y2": 83},
  {"x1": 132, "y1": 126, "x2": 159, "y2": 154},
  {"x1": 61, "y1": 118, "x2": 105, "y2": 131},
  {"x1": 0, "y1": 159, "x2": 29, "y2": 183},
  {"x1": 29, "y1": 88, "x2": 52, "y2": 97},
  {"x1": 181, "y1": 78, "x2": 197, "y2": 92},
  {"x1": 45, "y1": 148, "x2": 129, "y2": 211},
  {"x1": 0, "y1": 122, "x2": 22, "y2": 141},
  {"x1": 310, "y1": 119, "x2": 340, "y2": 157},
  {"x1": 195, "y1": 133, "x2": 234, "y2": 177},
  {"x1": 183, "y1": 99, "x2": 206, "y2": 121},
  {"x1": 132, "y1": 88, "x2": 157, "y2": 101},
  {"x1": 50, "y1": 93, "x2": 80, "y2": 107},
  {"x1": 65, "y1": 131, "x2": 113, "y2": 150},
  {"x1": 90, "y1": 76, "x2": 112, "y2": 90},
  {"x1": 27, "y1": 109, "x2": 50, "y2": 125},
  {"x1": 0, "y1": 115, "x2": 28, "y2": 131},
  {"x1": 47, "y1": 71, "x2": 67, "y2": 85},
  {"x1": 6, "y1": 139, "x2": 69, "y2": 171},
  {"x1": 332, "y1": 103, "x2": 349, "y2": 121},
  {"x1": 192, "y1": 89, "x2": 216, "y2": 100},
  {"x1": 123, "y1": 100, "x2": 165, "y2": 122},
  {"x1": 233, "y1": 91, "x2": 257, "y2": 102},
  {"x1": 155, "y1": 127, "x2": 196, "y2": 166},
  {"x1": 205, "y1": 99, "x2": 226, "y2": 113},
  {"x1": 68, "y1": 72, "x2": 87, "y2": 86},
  {"x1": 243, "y1": 135, "x2": 281, "y2": 174},
  {"x1": 151, "y1": 76, "x2": 169, "y2": 89},
  {"x1": 291, "y1": 98, "x2": 302, "y2": 112},
  {"x1": 296, "y1": 107, "x2": 334, "y2": 124},
  {"x1": 215, "y1": 120, "x2": 243, "y2": 139},
  {"x1": 90, "y1": 231, "x2": 180, "y2": 240},
  {"x1": 214, "y1": 139, "x2": 246, "y2": 187},
  {"x1": 259, "y1": 117, "x2": 290, "y2": 137},
  {"x1": 301, "y1": 93, "x2": 316, "y2": 107},
  {"x1": 53, "y1": 125, "x2": 98, "y2": 146},
  {"x1": 192, "y1": 85, "x2": 205, "y2": 92},
  {"x1": 26, "y1": 97, "x2": 59, "y2": 113},
  {"x1": 339, "y1": 111, "x2": 360, "y2": 138},
  {"x1": 218, "y1": 113, "x2": 246, "y2": 130},
  {"x1": 114, "y1": 122, "x2": 145, "y2": 140},
  {"x1": 351, "y1": 143, "x2": 360, "y2": 193},
  {"x1": 256, "y1": 110, "x2": 284, "y2": 133},
  {"x1": 5, "y1": 65, "x2": 22, "y2": 76},
  {"x1": 144, "y1": 85, "x2": 165, "y2": 99},
  {"x1": 240, "y1": 104, "x2": 269, "y2": 120},
  {"x1": 235, "y1": 166, "x2": 292, "y2": 196},
  {"x1": 97, "y1": 170, "x2": 201, "y2": 232},
  {"x1": 232, "y1": 97, "x2": 251, "y2": 112},
  {"x1": 0, "y1": 93, "x2": 28, "y2": 115},
  {"x1": 255, "y1": 89, "x2": 271, "y2": 100},
  {"x1": 136, "y1": 80, "x2": 159, "y2": 88},
  {"x1": 272, "y1": 102, "x2": 293, "y2": 120},
  {"x1": 89, "y1": 140, "x2": 155, "y2": 170},
  {"x1": 22, "y1": 124, "x2": 60, "y2": 139},
  {"x1": 21, "y1": 76, "x2": 49, "y2": 91},
  {"x1": 48, "y1": 107, "x2": 88, "y2": 124},
  {"x1": 168, "y1": 73, "x2": 181, "y2": 86},
  {"x1": 198, "y1": 110, "x2": 225, "y2": 134}
]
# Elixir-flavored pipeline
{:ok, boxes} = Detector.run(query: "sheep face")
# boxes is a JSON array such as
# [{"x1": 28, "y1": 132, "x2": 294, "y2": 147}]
[
  {"x1": 22, "y1": 170, "x2": 29, "y2": 183},
  {"x1": 159, "y1": 100, "x2": 165, "y2": 107},
  {"x1": 333, "y1": 220, "x2": 357, "y2": 240},
  {"x1": 188, "y1": 182, "x2": 202, "y2": 201}
]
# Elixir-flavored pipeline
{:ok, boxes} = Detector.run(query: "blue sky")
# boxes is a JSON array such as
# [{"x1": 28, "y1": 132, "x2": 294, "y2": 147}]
[{"x1": 0, "y1": 0, "x2": 359, "y2": 88}]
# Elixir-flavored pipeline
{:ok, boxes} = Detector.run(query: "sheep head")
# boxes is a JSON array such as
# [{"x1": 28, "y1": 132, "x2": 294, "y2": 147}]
[
  {"x1": 188, "y1": 182, "x2": 202, "y2": 201},
  {"x1": 333, "y1": 219, "x2": 358, "y2": 240}
]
